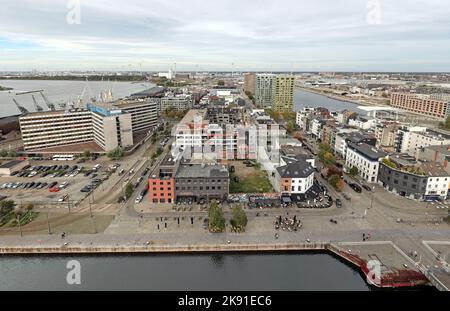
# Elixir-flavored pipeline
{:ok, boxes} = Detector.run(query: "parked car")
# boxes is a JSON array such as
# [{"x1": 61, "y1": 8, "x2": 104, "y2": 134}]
[
  {"x1": 349, "y1": 183, "x2": 362, "y2": 193},
  {"x1": 335, "y1": 199, "x2": 342, "y2": 208},
  {"x1": 362, "y1": 185, "x2": 372, "y2": 192},
  {"x1": 135, "y1": 195, "x2": 143, "y2": 204},
  {"x1": 49, "y1": 187, "x2": 60, "y2": 192}
]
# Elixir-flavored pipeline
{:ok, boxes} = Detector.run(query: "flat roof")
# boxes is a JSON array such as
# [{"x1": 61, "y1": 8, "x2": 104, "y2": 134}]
[
  {"x1": 0, "y1": 160, "x2": 24, "y2": 169},
  {"x1": 28, "y1": 141, "x2": 104, "y2": 154},
  {"x1": 175, "y1": 164, "x2": 229, "y2": 179}
]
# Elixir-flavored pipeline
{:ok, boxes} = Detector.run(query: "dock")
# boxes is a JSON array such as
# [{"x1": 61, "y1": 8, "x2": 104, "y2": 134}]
[{"x1": 0, "y1": 238, "x2": 447, "y2": 290}]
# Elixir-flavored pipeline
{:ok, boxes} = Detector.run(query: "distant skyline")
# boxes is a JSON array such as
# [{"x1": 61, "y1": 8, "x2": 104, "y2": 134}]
[{"x1": 1, "y1": 0, "x2": 450, "y2": 72}]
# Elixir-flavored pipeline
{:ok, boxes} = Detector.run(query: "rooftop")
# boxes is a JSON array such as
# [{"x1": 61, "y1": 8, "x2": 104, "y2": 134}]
[
  {"x1": 348, "y1": 142, "x2": 388, "y2": 160},
  {"x1": 420, "y1": 162, "x2": 449, "y2": 177},
  {"x1": 277, "y1": 159, "x2": 315, "y2": 179},
  {"x1": 129, "y1": 86, "x2": 166, "y2": 99},
  {"x1": 175, "y1": 163, "x2": 229, "y2": 179}
]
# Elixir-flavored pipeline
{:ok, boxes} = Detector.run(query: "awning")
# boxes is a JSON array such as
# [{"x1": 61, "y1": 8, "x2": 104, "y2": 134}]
[{"x1": 282, "y1": 196, "x2": 292, "y2": 203}]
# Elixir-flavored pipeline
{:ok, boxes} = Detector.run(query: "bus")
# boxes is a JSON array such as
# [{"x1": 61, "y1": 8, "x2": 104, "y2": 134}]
[{"x1": 52, "y1": 155, "x2": 75, "y2": 161}]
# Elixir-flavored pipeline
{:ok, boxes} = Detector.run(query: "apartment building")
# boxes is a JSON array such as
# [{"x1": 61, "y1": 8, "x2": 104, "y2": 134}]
[
  {"x1": 391, "y1": 93, "x2": 450, "y2": 119},
  {"x1": 395, "y1": 126, "x2": 450, "y2": 156},
  {"x1": 148, "y1": 154, "x2": 178, "y2": 204},
  {"x1": 272, "y1": 75, "x2": 295, "y2": 112},
  {"x1": 378, "y1": 154, "x2": 450, "y2": 200},
  {"x1": 244, "y1": 73, "x2": 256, "y2": 95},
  {"x1": 345, "y1": 142, "x2": 387, "y2": 183},
  {"x1": 255, "y1": 74, "x2": 275, "y2": 108},
  {"x1": 160, "y1": 95, "x2": 192, "y2": 114},
  {"x1": 275, "y1": 158, "x2": 315, "y2": 195}
]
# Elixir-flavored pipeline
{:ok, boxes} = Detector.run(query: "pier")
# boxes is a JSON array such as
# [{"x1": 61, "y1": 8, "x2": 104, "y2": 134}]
[{"x1": 0, "y1": 236, "x2": 447, "y2": 290}]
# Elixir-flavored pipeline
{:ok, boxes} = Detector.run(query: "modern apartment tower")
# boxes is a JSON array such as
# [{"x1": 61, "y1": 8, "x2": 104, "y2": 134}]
[
  {"x1": 244, "y1": 73, "x2": 256, "y2": 95},
  {"x1": 273, "y1": 75, "x2": 295, "y2": 112},
  {"x1": 255, "y1": 74, "x2": 275, "y2": 108},
  {"x1": 255, "y1": 74, "x2": 295, "y2": 112}
]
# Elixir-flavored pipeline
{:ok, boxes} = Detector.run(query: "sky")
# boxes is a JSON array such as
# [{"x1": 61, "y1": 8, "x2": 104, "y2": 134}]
[{"x1": 0, "y1": 0, "x2": 450, "y2": 72}]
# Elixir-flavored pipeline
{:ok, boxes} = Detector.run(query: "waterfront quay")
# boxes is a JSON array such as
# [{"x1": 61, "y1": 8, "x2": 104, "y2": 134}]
[{"x1": 0, "y1": 231, "x2": 449, "y2": 290}]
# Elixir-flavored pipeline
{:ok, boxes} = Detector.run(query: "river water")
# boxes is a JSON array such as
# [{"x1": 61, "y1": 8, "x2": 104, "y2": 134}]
[
  {"x1": 0, "y1": 80, "x2": 155, "y2": 118},
  {"x1": 0, "y1": 80, "x2": 364, "y2": 118},
  {"x1": 0, "y1": 253, "x2": 370, "y2": 291}
]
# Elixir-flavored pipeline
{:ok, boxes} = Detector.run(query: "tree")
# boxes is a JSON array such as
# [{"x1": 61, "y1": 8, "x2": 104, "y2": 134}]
[
  {"x1": 208, "y1": 201, "x2": 226, "y2": 233},
  {"x1": 0, "y1": 150, "x2": 8, "y2": 158},
  {"x1": 107, "y1": 147, "x2": 124, "y2": 160},
  {"x1": 230, "y1": 205, "x2": 248, "y2": 232},
  {"x1": 349, "y1": 166, "x2": 359, "y2": 177},
  {"x1": 327, "y1": 166, "x2": 343, "y2": 178},
  {"x1": 0, "y1": 200, "x2": 16, "y2": 217},
  {"x1": 318, "y1": 143, "x2": 336, "y2": 167},
  {"x1": 217, "y1": 80, "x2": 225, "y2": 86},
  {"x1": 83, "y1": 150, "x2": 92, "y2": 159},
  {"x1": 440, "y1": 116, "x2": 450, "y2": 130},
  {"x1": 286, "y1": 121, "x2": 296, "y2": 134},
  {"x1": 124, "y1": 183, "x2": 134, "y2": 200},
  {"x1": 328, "y1": 175, "x2": 345, "y2": 192}
]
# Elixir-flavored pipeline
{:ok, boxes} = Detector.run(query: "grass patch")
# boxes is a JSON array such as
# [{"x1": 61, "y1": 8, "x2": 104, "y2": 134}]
[{"x1": 230, "y1": 169, "x2": 274, "y2": 193}]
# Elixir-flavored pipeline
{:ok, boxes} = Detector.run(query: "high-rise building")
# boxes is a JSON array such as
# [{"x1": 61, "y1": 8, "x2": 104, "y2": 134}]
[
  {"x1": 255, "y1": 74, "x2": 295, "y2": 111},
  {"x1": 244, "y1": 73, "x2": 256, "y2": 95},
  {"x1": 255, "y1": 74, "x2": 275, "y2": 108},
  {"x1": 272, "y1": 75, "x2": 295, "y2": 112}
]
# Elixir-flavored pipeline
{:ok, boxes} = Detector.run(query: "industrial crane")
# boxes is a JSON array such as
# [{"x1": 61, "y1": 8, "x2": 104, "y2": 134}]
[
  {"x1": 13, "y1": 99, "x2": 29, "y2": 114},
  {"x1": 31, "y1": 95, "x2": 44, "y2": 112},
  {"x1": 39, "y1": 91, "x2": 56, "y2": 111}
]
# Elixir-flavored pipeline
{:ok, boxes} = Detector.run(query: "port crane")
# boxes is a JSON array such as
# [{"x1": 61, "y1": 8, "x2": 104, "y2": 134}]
[
  {"x1": 39, "y1": 91, "x2": 56, "y2": 111},
  {"x1": 31, "y1": 95, "x2": 44, "y2": 112},
  {"x1": 12, "y1": 99, "x2": 29, "y2": 114}
]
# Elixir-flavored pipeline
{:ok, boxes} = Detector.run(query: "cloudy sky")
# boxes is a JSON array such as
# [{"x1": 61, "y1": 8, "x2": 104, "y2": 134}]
[{"x1": 1, "y1": 0, "x2": 449, "y2": 72}]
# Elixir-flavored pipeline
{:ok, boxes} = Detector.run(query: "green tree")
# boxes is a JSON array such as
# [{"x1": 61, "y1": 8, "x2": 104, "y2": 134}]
[
  {"x1": 0, "y1": 150, "x2": 8, "y2": 157},
  {"x1": 440, "y1": 116, "x2": 450, "y2": 130},
  {"x1": 124, "y1": 183, "x2": 134, "y2": 200},
  {"x1": 83, "y1": 150, "x2": 92, "y2": 159},
  {"x1": 217, "y1": 80, "x2": 225, "y2": 86},
  {"x1": 349, "y1": 166, "x2": 359, "y2": 177},
  {"x1": 8, "y1": 150, "x2": 17, "y2": 158},
  {"x1": 107, "y1": 147, "x2": 124, "y2": 160},
  {"x1": 318, "y1": 143, "x2": 336, "y2": 167},
  {"x1": 0, "y1": 200, "x2": 16, "y2": 217},
  {"x1": 328, "y1": 175, "x2": 345, "y2": 192},
  {"x1": 230, "y1": 205, "x2": 248, "y2": 232},
  {"x1": 152, "y1": 147, "x2": 164, "y2": 160},
  {"x1": 208, "y1": 201, "x2": 226, "y2": 233}
]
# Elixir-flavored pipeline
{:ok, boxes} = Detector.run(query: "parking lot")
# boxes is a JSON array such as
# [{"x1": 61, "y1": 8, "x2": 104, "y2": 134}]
[{"x1": 0, "y1": 161, "x2": 116, "y2": 208}]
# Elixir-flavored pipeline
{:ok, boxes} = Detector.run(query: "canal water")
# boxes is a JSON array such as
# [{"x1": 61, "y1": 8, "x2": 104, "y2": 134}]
[
  {"x1": 294, "y1": 89, "x2": 365, "y2": 114},
  {"x1": 0, "y1": 253, "x2": 370, "y2": 291}
]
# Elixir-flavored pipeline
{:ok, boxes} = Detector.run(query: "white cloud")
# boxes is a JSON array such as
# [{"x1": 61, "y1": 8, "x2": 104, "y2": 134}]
[{"x1": 0, "y1": 0, "x2": 449, "y2": 71}]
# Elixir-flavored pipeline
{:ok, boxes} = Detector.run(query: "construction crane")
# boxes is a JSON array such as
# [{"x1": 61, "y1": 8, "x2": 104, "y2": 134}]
[
  {"x1": 39, "y1": 91, "x2": 56, "y2": 111},
  {"x1": 13, "y1": 99, "x2": 29, "y2": 114},
  {"x1": 31, "y1": 95, "x2": 44, "y2": 112}
]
